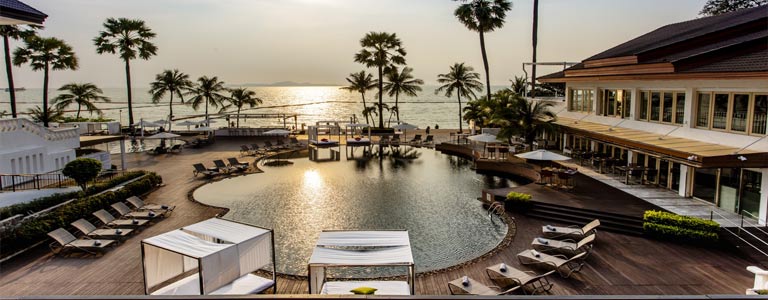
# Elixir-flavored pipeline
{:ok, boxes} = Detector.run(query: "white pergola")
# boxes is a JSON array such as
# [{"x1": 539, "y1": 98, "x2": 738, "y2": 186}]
[
  {"x1": 141, "y1": 218, "x2": 276, "y2": 295},
  {"x1": 308, "y1": 121, "x2": 342, "y2": 146},
  {"x1": 308, "y1": 230, "x2": 415, "y2": 295}
]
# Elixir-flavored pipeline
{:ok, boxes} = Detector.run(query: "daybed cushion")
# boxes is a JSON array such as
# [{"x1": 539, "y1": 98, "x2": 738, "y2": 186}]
[
  {"x1": 311, "y1": 140, "x2": 339, "y2": 145},
  {"x1": 350, "y1": 286, "x2": 377, "y2": 295},
  {"x1": 151, "y1": 273, "x2": 274, "y2": 296},
  {"x1": 321, "y1": 281, "x2": 410, "y2": 295},
  {"x1": 346, "y1": 138, "x2": 370, "y2": 144}
]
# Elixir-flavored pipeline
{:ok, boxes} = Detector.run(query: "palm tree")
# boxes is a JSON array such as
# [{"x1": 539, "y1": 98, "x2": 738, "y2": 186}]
[
  {"x1": 1, "y1": 25, "x2": 39, "y2": 118},
  {"x1": 510, "y1": 75, "x2": 527, "y2": 96},
  {"x1": 530, "y1": 0, "x2": 539, "y2": 97},
  {"x1": 435, "y1": 63, "x2": 483, "y2": 133},
  {"x1": 149, "y1": 69, "x2": 192, "y2": 131},
  {"x1": 94, "y1": 18, "x2": 157, "y2": 131},
  {"x1": 53, "y1": 83, "x2": 110, "y2": 118},
  {"x1": 463, "y1": 97, "x2": 492, "y2": 129},
  {"x1": 27, "y1": 105, "x2": 64, "y2": 124},
  {"x1": 186, "y1": 76, "x2": 227, "y2": 126},
  {"x1": 383, "y1": 66, "x2": 423, "y2": 124},
  {"x1": 354, "y1": 31, "x2": 406, "y2": 128},
  {"x1": 490, "y1": 90, "x2": 555, "y2": 149},
  {"x1": 340, "y1": 71, "x2": 377, "y2": 125},
  {"x1": 454, "y1": 0, "x2": 512, "y2": 101},
  {"x1": 226, "y1": 87, "x2": 263, "y2": 128},
  {"x1": 13, "y1": 36, "x2": 78, "y2": 127},
  {"x1": 363, "y1": 106, "x2": 378, "y2": 125}
]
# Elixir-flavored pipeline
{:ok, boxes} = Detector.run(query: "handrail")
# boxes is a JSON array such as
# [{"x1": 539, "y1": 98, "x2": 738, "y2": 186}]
[
  {"x1": 712, "y1": 209, "x2": 768, "y2": 258},
  {"x1": 741, "y1": 210, "x2": 768, "y2": 229}
]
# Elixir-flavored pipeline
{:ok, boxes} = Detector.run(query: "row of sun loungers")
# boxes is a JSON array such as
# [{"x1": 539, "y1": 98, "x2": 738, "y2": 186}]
[
  {"x1": 379, "y1": 135, "x2": 434, "y2": 146},
  {"x1": 240, "y1": 138, "x2": 304, "y2": 156},
  {"x1": 193, "y1": 158, "x2": 251, "y2": 178},
  {"x1": 450, "y1": 219, "x2": 600, "y2": 295},
  {"x1": 47, "y1": 196, "x2": 175, "y2": 256}
]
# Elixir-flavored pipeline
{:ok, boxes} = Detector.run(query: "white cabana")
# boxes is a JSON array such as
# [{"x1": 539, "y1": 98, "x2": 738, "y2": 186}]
[
  {"x1": 308, "y1": 121, "x2": 341, "y2": 147},
  {"x1": 141, "y1": 218, "x2": 276, "y2": 296},
  {"x1": 308, "y1": 230, "x2": 415, "y2": 295},
  {"x1": 345, "y1": 123, "x2": 371, "y2": 146}
]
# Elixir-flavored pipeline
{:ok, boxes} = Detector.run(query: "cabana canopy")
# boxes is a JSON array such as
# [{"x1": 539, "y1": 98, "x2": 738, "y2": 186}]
[
  {"x1": 141, "y1": 218, "x2": 275, "y2": 296},
  {"x1": 308, "y1": 121, "x2": 342, "y2": 146},
  {"x1": 308, "y1": 230, "x2": 414, "y2": 295}
]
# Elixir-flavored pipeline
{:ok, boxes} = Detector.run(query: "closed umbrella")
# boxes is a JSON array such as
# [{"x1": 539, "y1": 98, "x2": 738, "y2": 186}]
[{"x1": 468, "y1": 133, "x2": 499, "y2": 158}]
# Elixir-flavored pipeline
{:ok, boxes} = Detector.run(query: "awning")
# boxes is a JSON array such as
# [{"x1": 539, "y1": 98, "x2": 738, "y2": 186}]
[
  {"x1": 555, "y1": 117, "x2": 768, "y2": 168},
  {"x1": 182, "y1": 218, "x2": 270, "y2": 244}
]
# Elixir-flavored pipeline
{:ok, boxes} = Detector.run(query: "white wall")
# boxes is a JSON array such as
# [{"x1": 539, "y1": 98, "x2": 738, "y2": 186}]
[{"x1": 0, "y1": 119, "x2": 80, "y2": 176}]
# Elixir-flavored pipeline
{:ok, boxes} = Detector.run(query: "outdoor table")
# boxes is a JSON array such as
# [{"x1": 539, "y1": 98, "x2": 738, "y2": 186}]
[
  {"x1": 624, "y1": 166, "x2": 647, "y2": 185},
  {"x1": 456, "y1": 133, "x2": 470, "y2": 145},
  {"x1": 448, "y1": 277, "x2": 497, "y2": 295}
]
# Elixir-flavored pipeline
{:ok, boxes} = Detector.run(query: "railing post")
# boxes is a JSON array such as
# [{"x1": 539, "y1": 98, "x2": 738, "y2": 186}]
[
  {"x1": 58, "y1": 174, "x2": 62, "y2": 188},
  {"x1": 11, "y1": 175, "x2": 15, "y2": 192}
]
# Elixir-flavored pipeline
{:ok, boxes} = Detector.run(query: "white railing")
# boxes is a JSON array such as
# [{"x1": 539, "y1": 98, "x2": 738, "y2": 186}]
[{"x1": 0, "y1": 118, "x2": 80, "y2": 142}]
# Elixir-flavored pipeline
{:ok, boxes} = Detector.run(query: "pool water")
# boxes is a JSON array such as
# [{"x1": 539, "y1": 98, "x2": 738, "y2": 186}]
[{"x1": 193, "y1": 146, "x2": 522, "y2": 276}]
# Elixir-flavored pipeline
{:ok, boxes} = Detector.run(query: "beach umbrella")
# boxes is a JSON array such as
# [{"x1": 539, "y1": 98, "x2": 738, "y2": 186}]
[
  {"x1": 515, "y1": 150, "x2": 570, "y2": 161},
  {"x1": 192, "y1": 126, "x2": 215, "y2": 132},
  {"x1": 392, "y1": 122, "x2": 418, "y2": 140},
  {"x1": 153, "y1": 119, "x2": 169, "y2": 125},
  {"x1": 146, "y1": 132, "x2": 180, "y2": 139},
  {"x1": 468, "y1": 133, "x2": 500, "y2": 157},
  {"x1": 176, "y1": 120, "x2": 198, "y2": 130},
  {"x1": 134, "y1": 120, "x2": 160, "y2": 128},
  {"x1": 264, "y1": 129, "x2": 290, "y2": 136}
]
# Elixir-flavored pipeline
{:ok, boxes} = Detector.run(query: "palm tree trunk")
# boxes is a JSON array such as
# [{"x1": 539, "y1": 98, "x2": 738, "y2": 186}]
[
  {"x1": 395, "y1": 92, "x2": 400, "y2": 122},
  {"x1": 42, "y1": 62, "x2": 49, "y2": 127},
  {"x1": 168, "y1": 93, "x2": 174, "y2": 132},
  {"x1": 76, "y1": 104, "x2": 81, "y2": 118},
  {"x1": 236, "y1": 107, "x2": 241, "y2": 128},
  {"x1": 124, "y1": 59, "x2": 134, "y2": 134},
  {"x1": 205, "y1": 98, "x2": 209, "y2": 126},
  {"x1": 457, "y1": 93, "x2": 462, "y2": 133},
  {"x1": 531, "y1": 0, "x2": 539, "y2": 98},
  {"x1": 479, "y1": 31, "x2": 491, "y2": 101},
  {"x1": 377, "y1": 66, "x2": 384, "y2": 128},
  {"x1": 3, "y1": 35, "x2": 17, "y2": 118},
  {"x1": 361, "y1": 93, "x2": 370, "y2": 125}
]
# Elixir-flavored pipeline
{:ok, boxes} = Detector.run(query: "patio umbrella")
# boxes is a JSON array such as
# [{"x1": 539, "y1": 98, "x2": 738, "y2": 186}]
[
  {"x1": 264, "y1": 129, "x2": 290, "y2": 136},
  {"x1": 153, "y1": 119, "x2": 169, "y2": 125},
  {"x1": 392, "y1": 122, "x2": 418, "y2": 140},
  {"x1": 468, "y1": 133, "x2": 500, "y2": 157},
  {"x1": 146, "y1": 132, "x2": 180, "y2": 139},
  {"x1": 191, "y1": 126, "x2": 214, "y2": 132},
  {"x1": 515, "y1": 149, "x2": 570, "y2": 161},
  {"x1": 176, "y1": 120, "x2": 198, "y2": 130},
  {"x1": 134, "y1": 119, "x2": 160, "y2": 137}
]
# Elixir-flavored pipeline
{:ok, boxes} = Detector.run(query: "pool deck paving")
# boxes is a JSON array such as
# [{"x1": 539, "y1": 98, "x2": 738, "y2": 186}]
[{"x1": 0, "y1": 137, "x2": 757, "y2": 296}]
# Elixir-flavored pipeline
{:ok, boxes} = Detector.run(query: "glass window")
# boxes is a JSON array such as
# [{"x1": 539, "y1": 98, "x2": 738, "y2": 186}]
[
  {"x1": 719, "y1": 168, "x2": 740, "y2": 213},
  {"x1": 639, "y1": 92, "x2": 648, "y2": 120},
  {"x1": 753, "y1": 94, "x2": 767, "y2": 135},
  {"x1": 741, "y1": 170, "x2": 762, "y2": 219},
  {"x1": 606, "y1": 90, "x2": 616, "y2": 116},
  {"x1": 662, "y1": 92, "x2": 673, "y2": 122},
  {"x1": 712, "y1": 93, "x2": 729, "y2": 130},
  {"x1": 569, "y1": 89, "x2": 593, "y2": 112},
  {"x1": 623, "y1": 90, "x2": 632, "y2": 118},
  {"x1": 586, "y1": 90, "x2": 594, "y2": 112},
  {"x1": 693, "y1": 168, "x2": 718, "y2": 203},
  {"x1": 731, "y1": 94, "x2": 749, "y2": 132},
  {"x1": 650, "y1": 92, "x2": 661, "y2": 121},
  {"x1": 675, "y1": 93, "x2": 685, "y2": 124},
  {"x1": 696, "y1": 93, "x2": 710, "y2": 127}
]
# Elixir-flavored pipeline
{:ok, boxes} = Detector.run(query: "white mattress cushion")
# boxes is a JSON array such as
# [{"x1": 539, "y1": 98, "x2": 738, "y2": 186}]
[
  {"x1": 321, "y1": 281, "x2": 410, "y2": 295},
  {"x1": 152, "y1": 273, "x2": 274, "y2": 295}
]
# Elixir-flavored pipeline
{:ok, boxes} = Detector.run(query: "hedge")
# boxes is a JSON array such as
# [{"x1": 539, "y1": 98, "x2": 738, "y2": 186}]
[
  {"x1": 506, "y1": 192, "x2": 532, "y2": 202},
  {"x1": 643, "y1": 223, "x2": 719, "y2": 243},
  {"x1": 0, "y1": 171, "x2": 148, "y2": 220},
  {"x1": 643, "y1": 210, "x2": 720, "y2": 232},
  {"x1": 0, "y1": 172, "x2": 162, "y2": 257}
]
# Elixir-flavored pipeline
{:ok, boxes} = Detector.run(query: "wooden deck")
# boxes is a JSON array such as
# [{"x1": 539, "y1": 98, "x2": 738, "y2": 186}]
[{"x1": 0, "y1": 138, "x2": 756, "y2": 296}]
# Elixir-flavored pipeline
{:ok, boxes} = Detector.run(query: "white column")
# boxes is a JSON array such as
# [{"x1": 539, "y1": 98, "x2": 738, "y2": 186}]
[
  {"x1": 684, "y1": 87, "x2": 695, "y2": 128},
  {"x1": 679, "y1": 165, "x2": 689, "y2": 197},
  {"x1": 759, "y1": 169, "x2": 768, "y2": 225},
  {"x1": 627, "y1": 150, "x2": 634, "y2": 165}
]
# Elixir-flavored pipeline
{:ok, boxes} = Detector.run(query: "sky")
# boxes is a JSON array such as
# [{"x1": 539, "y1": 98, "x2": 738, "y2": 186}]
[{"x1": 4, "y1": 0, "x2": 709, "y2": 88}]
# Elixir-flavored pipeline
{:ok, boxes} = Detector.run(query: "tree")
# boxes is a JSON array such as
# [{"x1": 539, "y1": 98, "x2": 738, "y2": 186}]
[
  {"x1": 530, "y1": 0, "x2": 539, "y2": 97},
  {"x1": 1, "y1": 25, "x2": 40, "y2": 118},
  {"x1": 13, "y1": 36, "x2": 78, "y2": 127},
  {"x1": 94, "y1": 18, "x2": 157, "y2": 131},
  {"x1": 700, "y1": 0, "x2": 767, "y2": 15},
  {"x1": 510, "y1": 75, "x2": 527, "y2": 96},
  {"x1": 62, "y1": 158, "x2": 102, "y2": 191},
  {"x1": 53, "y1": 83, "x2": 110, "y2": 118},
  {"x1": 27, "y1": 105, "x2": 64, "y2": 124},
  {"x1": 226, "y1": 87, "x2": 263, "y2": 128},
  {"x1": 186, "y1": 76, "x2": 227, "y2": 126},
  {"x1": 454, "y1": 0, "x2": 512, "y2": 101},
  {"x1": 354, "y1": 31, "x2": 406, "y2": 128},
  {"x1": 463, "y1": 96, "x2": 493, "y2": 129},
  {"x1": 383, "y1": 66, "x2": 423, "y2": 124},
  {"x1": 489, "y1": 90, "x2": 555, "y2": 149},
  {"x1": 435, "y1": 63, "x2": 484, "y2": 133},
  {"x1": 340, "y1": 71, "x2": 378, "y2": 125},
  {"x1": 149, "y1": 69, "x2": 192, "y2": 131}
]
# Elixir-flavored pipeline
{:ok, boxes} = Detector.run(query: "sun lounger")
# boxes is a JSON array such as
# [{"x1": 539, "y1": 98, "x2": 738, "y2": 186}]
[
  {"x1": 227, "y1": 157, "x2": 249, "y2": 171},
  {"x1": 276, "y1": 139, "x2": 290, "y2": 149},
  {"x1": 289, "y1": 137, "x2": 303, "y2": 148},
  {"x1": 71, "y1": 218, "x2": 133, "y2": 240},
  {"x1": 126, "y1": 196, "x2": 175, "y2": 214},
  {"x1": 448, "y1": 276, "x2": 521, "y2": 295},
  {"x1": 193, "y1": 163, "x2": 220, "y2": 178},
  {"x1": 213, "y1": 159, "x2": 238, "y2": 173},
  {"x1": 423, "y1": 135, "x2": 434, "y2": 145},
  {"x1": 240, "y1": 145, "x2": 253, "y2": 156},
  {"x1": 517, "y1": 249, "x2": 587, "y2": 278},
  {"x1": 410, "y1": 134, "x2": 422, "y2": 144},
  {"x1": 484, "y1": 263, "x2": 555, "y2": 295},
  {"x1": 168, "y1": 144, "x2": 182, "y2": 153},
  {"x1": 112, "y1": 202, "x2": 163, "y2": 220},
  {"x1": 250, "y1": 144, "x2": 267, "y2": 155},
  {"x1": 47, "y1": 228, "x2": 115, "y2": 255},
  {"x1": 542, "y1": 219, "x2": 600, "y2": 240},
  {"x1": 93, "y1": 209, "x2": 149, "y2": 228},
  {"x1": 532, "y1": 234, "x2": 595, "y2": 258}
]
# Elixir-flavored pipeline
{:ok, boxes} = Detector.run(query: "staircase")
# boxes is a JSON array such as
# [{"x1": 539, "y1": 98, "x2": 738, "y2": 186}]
[
  {"x1": 720, "y1": 225, "x2": 768, "y2": 267},
  {"x1": 526, "y1": 201, "x2": 645, "y2": 236}
]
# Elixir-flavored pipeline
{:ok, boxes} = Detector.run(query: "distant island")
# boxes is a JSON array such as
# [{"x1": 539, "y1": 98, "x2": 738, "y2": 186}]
[{"x1": 235, "y1": 81, "x2": 339, "y2": 87}]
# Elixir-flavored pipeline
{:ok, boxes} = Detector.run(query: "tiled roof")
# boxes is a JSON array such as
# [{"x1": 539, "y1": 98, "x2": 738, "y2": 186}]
[
  {"x1": 0, "y1": 0, "x2": 47, "y2": 24},
  {"x1": 682, "y1": 49, "x2": 768, "y2": 73}
]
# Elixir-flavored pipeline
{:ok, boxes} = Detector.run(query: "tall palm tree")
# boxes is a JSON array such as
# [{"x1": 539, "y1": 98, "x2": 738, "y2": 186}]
[
  {"x1": 94, "y1": 18, "x2": 157, "y2": 131},
  {"x1": 340, "y1": 70, "x2": 377, "y2": 125},
  {"x1": 53, "y1": 83, "x2": 110, "y2": 118},
  {"x1": 1, "y1": 25, "x2": 39, "y2": 118},
  {"x1": 454, "y1": 0, "x2": 512, "y2": 101},
  {"x1": 13, "y1": 36, "x2": 78, "y2": 127},
  {"x1": 226, "y1": 87, "x2": 263, "y2": 128},
  {"x1": 435, "y1": 63, "x2": 483, "y2": 133},
  {"x1": 490, "y1": 90, "x2": 555, "y2": 149},
  {"x1": 530, "y1": 0, "x2": 539, "y2": 97},
  {"x1": 383, "y1": 66, "x2": 423, "y2": 124},
  {"x1": 354, "y1": 31, "x2": 406, "y2": 128},
  {"x1": 186, "y1": 76, "x2": 227, "y2": 126},
  {"x1": 149, "y1": 69, "x2": 192, "y2": 131}
]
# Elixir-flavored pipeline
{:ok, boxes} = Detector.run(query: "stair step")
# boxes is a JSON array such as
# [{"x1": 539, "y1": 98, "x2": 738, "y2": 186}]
[
  {"x1": 527, "y1": 208, "x2": 644, "y2": 228},
  {"x1": 525, "y1": 212, "x2": 643, "y2": 236},
  {"x1": 530, "y1": 201, "x2": 645, "y2": 220},
  {"x1": 529, "y1": 204, "x2": 644, "y2": 225},
  {"x1": 522, "y1": 199, "x2": 646, "y2": 236}
]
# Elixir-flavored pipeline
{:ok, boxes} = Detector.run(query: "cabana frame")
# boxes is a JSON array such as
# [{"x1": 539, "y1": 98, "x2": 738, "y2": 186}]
[{"x1": 307, "y1": 229, "x2": 415, "y2": 295}]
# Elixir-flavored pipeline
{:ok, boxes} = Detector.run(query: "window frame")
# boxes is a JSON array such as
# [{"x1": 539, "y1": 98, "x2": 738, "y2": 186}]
[
  {"x1": 569, "y1": 88, "x2": 594, "y2": 113},
  {"x1": 600, "y1": 88, "x2": 631, "y2": 118},
  {"x1": 694, "y1": 92, "x2": 768, "y2": 135},
  {"x1": 637, "y1": 89, "x2": 685, "y2": 125}
]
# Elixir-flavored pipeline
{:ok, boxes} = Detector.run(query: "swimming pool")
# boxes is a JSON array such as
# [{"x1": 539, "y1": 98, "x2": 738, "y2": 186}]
[{"x1": 193, "y1": 146, "x2": 522, "y2": 276}]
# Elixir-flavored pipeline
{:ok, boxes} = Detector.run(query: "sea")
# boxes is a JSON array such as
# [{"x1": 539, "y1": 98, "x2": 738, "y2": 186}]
[{"x1": 0, "y1": 86, "x2": 507, "y2": 130}]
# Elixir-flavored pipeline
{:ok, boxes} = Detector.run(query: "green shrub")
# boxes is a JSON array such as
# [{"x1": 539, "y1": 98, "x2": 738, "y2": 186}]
[
  {"x1": 643, "y1": 223, "x2": 719, "y2": 243},
  {"x1": 0, "y1": 171, "x2": 147, "y2": 220},
  {"x1": 643, "y1": 210, "x2": 720, "y2": 232},
  {"x1": 504, "y1": 192, "x2": 532, "y2": 211},
  {"x1": 62, "y1": 158, "x2": 102, "y2": 190},
  {"x1": 0, "y1": 172, "x2": 162, "y2": 257},
  {"x1": 506, "y1": 192, "x2": 532, "y2": 202}
]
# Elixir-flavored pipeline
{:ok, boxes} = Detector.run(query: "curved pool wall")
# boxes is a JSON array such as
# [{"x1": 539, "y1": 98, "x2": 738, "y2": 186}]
[{"x1": 194, "y1": 146, "x2": 521, "y2": 277}]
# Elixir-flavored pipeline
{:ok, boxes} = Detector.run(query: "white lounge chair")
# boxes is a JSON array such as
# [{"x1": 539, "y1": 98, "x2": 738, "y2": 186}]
[
  {"x1": 517, "y1": 249, "x2": 587, "y2": 278},
  {"x1": 71, "y1": 218, "x2": 133, "y2": 240},
  {"x1": 47, "y1": 228, "x2": 115, "y2": 255},
  {"x1": 112, "y1": 202, "x2": 162, "y2": 220},
  {"x1": 485, "y1": 263, "x2": 555, "y2": 295},
  {"x1": 448, "y1": 276, "x2": 521, "y2": 295},
  {"x1": 532, "y1": 234, "x2": 596, "y2": 258},
  {"x1": 542, "y1": 219, "x2": 600, "y2": 240},
  {"x1": 93, "y1": 209, "x2": 149, "y2": 228},
  {"x1": 126, "y1": 196, "x2": 175, "y2": 214}
]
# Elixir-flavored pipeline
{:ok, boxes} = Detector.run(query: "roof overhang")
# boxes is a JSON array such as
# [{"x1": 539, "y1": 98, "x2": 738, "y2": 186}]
[
  {"x1": 0, "y1": 0, "x2": 47, "y2": 25},
  {"x1": 79, "y1": 135, "x2": 124, "y2": 147},
  {"x1": 555, "y1": 117, "x2": 768, "y2": 168},
  {"x1": 539, "y1": 71, "x2": 768, "y2": 83}
]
